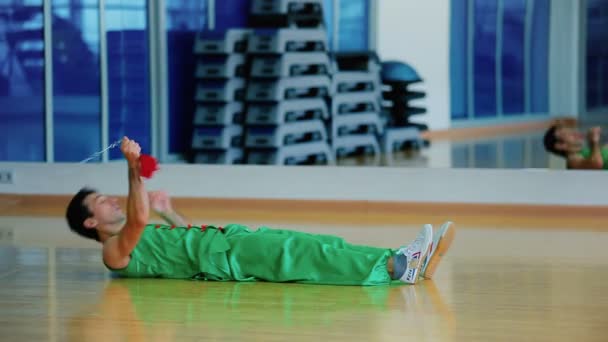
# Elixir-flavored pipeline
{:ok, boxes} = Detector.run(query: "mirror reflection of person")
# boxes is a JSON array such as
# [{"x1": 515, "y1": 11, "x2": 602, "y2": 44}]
[{"x1": 543, "y1": 124, "x2": 605, "y2": 170}]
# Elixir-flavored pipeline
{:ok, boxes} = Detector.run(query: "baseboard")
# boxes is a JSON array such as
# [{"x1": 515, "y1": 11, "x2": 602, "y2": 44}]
[
  {"x1": 2, "y1": 194, "x2": 607, "y2": 231},
  {"x1": 423, "y1": 117, "x2": 574, "y2": 141}
]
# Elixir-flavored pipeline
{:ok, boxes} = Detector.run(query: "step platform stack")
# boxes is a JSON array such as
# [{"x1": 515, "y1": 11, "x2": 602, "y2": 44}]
[
  {"x1": 244, "y1": 0, "x2": 334, "y2": 165},
  {"x1": 330, "y1": 52, "x2": 383, "y2": 165},
  {"x1": 380, "y1": 61, "x2": 428, "y2": 156},
  {"x1": 191, "y1": 29, "x2": 251, "y2": 164}
]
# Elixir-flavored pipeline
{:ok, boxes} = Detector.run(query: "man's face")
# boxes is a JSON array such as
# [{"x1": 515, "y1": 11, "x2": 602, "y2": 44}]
[
  {"x1": 554, "y1": 127, "x2": 584, "y2": 154},
  {"x1": 83, "y1": 193, "x2": 125, "y2": 235}
]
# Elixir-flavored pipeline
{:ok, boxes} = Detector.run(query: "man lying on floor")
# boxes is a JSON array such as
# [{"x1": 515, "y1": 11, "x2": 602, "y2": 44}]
[{"x1": 66, "y1": 137, "x2": 455, "y2": 286}]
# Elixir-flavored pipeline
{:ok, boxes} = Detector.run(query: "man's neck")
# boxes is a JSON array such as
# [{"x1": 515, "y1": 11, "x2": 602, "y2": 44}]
[
  {"x1": 98, "y1": 231, "x2": 114, "y2": 243},
  {"x1": 97, "y1": 221, "x2": 127, "y2": 243}
]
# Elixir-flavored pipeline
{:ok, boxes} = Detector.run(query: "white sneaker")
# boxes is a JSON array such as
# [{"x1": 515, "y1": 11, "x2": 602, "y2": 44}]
[
  {"x1": 420, "y1": 221, "x2": 456, "y2": 280},
  {"x1": 396, "y1": 224, "x2": 433, "y2": 284}
]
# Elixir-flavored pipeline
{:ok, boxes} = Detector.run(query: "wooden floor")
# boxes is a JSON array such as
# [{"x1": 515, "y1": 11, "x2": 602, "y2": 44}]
[{"x1": 1, "y1": 215, "x2": 608, "y2": 341}]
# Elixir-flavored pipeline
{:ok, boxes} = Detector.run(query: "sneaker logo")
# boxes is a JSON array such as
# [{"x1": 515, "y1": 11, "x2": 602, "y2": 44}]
[
  {"x1": 405, "y1": 268, "x2": 417, "y2": 282},
  {"x1": 407, "y1": 252, "x2": 421, "y2": 269}
]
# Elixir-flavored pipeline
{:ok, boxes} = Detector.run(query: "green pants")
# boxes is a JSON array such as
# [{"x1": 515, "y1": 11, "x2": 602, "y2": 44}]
[{"x1": 223, "y1": 227, "x2": 394, "y2": 286}]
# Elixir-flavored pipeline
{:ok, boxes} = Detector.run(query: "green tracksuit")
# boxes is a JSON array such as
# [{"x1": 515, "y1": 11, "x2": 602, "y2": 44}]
[
  {"x1": 105, "y1": 224, "x2": 394, "y2": 286},
  {"x1": 579, "y1": 146, "x2": 608, "y2": 169}
]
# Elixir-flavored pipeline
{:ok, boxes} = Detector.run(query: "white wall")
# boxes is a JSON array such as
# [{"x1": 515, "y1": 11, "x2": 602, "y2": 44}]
[
  {"x1": 376, "y1": 0, "x2": 451, "y2": 131},
  {"x1": 1, "y1": 162, "x2": 607, "y2": 206}
]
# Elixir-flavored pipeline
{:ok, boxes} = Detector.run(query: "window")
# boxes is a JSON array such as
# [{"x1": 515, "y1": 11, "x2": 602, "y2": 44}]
[
  {"x1": 0, "y1": 0, "x2": 375, "y2": 161},
  {"x1": 530, "y1": 0, "x2": 549, "y2": 113},
  {"x1": 106, "y1": 0, "x2": 151, "y2": 159},
  {"x1": 450, "y1": 0, "x2": 469, "y2": 120},
  {"x1": 323, "y1": 0, "x2": 370, "y2": 51},
  {"x1": 501, "y1": 0, "x2": 526, "y2": 115},
  {"x1": 324, "y1": 0, "x2": 333, "y2": 49},
  {"x1": 213, "y1": 0, "x2": 249, "y2": 32},
  {"x1": 502, "y1": 138, "x2": 525, "y2": 168},
  {"x1": 52, "y1": 0, "x2": 101, "y2": 162},
  {"x1": 0, "y1": 2, "x2": 46, "y2": 161},
  {"x1": 166, "y1": 0, "x2": 208, "y2": 155},
  {"x1": 473, "y1": 0, "x2": 498, "y2": 118},
  {"x1": 473, "y1": 142, "x2": 498, "y2": 168},
  {"x1": 337, "y1": 0, "x2": 369, "y2": 51},
  {"x1": 586, "y1": 0, "x2": 608, "y2": 111},
  {"x1": 451, "y1": 0, "x2": 550, "y2": 121}
]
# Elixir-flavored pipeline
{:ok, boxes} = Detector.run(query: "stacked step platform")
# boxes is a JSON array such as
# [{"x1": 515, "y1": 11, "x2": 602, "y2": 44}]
[
  {"x1": 380, "y1": 61, "x2": 428, "y2": 156},
  {"x1": 330, "y1": 52, "x2": 383, "y2": 165},
  {"x1": 189, "y1": 2, "x2": 430, "y2": 166},
  {"x1": 244, "y1": 0, "x2": 334, "y2": 165},
  {"x1": 191, "y1": 29, "x2": 251, "y2": 164}
]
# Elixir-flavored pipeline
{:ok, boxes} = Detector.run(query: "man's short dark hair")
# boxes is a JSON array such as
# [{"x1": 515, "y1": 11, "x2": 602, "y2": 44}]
[
  {"x1": 543, "y1": 125, "x2": 567, "y2": 158},
  {"x1": 66, "y1": 187, "x2": 100, "y2": 241}
]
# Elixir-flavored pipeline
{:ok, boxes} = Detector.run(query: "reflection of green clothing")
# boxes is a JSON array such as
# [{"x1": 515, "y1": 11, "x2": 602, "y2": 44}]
[
  {"x1": 579, "y1": 147, "x2": 608, "y2": 169},
  {"x1": 115, "y1": 279, "x2": 395, "y2": 327},
  {"x1": 106, "y1": 224, "x2": 393, "y2": 286}
]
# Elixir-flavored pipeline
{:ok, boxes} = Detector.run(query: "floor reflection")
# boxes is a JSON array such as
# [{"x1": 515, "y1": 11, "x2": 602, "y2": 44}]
[
  {"x1": 66, "y1": 278, "x2": 455, "y2": 341},
  {"x1": 1, "y1": 217, "x2": 608, "y2": 341}
]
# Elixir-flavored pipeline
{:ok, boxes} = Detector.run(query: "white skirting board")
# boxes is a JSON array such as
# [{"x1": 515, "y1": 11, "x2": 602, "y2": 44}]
[{"x1": 0, "y1": 162, "x2": 605, "y2": 206}]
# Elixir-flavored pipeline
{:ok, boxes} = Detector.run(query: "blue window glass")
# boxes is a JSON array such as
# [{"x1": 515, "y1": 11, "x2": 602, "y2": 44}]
[
  {"x1": 166, "y1": 0, "x2": 207, "y2": 155},
  {"x1": 450, "y1": 0, "x2": 469, "y2": 120},
  {"x1": 0, "y1": 2, "x2": 45, "y2": 161},
  {"x1": 324, "y1": 0, "x2": 333, "y2": 49},
  {"x1": 105, "y1": 0, "x2": 151, "y2": 160},
  {"x1": 451, "y1": 144, "x2": 470, "y2": 168},
  {"x1": 586, "y1": 1, "x2": 600, "y2": 109},
  {"x1": 501, "y1": 0, "x2": 525, "y2": 115},
  {"x1": 473, "y1": 0, "x2": 498, "y2": 118},
  {"x1": 586, "y1": 0, "x2": 608, "y2": 110},
  {"x1": 337, "y1": 0, "x2": 368, "y2": 51},
  {"x1": 451, "y1": 0, "x2": 550, "y2": 122},
  {"x1": 214, "y1": 0, "x2": 249, "y2": 32},
  {"x1": 587, "y1": 55, "x2": 600, "y2": 109},
  {"x1": 473, "y1": 142, "x2": 498, "y2": 168},
  {"x1": 52, "y1": 0, "x2": 101, "y2": 162},
  {"x1": 503, "y1": 138, "x2": 525, "y2": 168},
  {"x1": 603, "y1": 57, "x2": 608, "y2": 107},
  {"x1": 530, "y1": 0, "x2": 549, "y2": 113}
]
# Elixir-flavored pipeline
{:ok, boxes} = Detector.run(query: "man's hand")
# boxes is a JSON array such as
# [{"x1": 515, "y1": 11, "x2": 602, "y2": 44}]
[
  {"x1": 121, "y1": 137, "x2": 141, "y2": 168},
  {"x1": 149, "y1": 190, "x2": 188, "y2": 226},
  {"x1": 149, "y1": 191, "x2": 173, "y2": 214},
  {"x1": 588, "y1": 127, "x2": 601, "y2": 145},
  {"x1": 569, "y1": 126, "x2": 604, "y2": 169}
]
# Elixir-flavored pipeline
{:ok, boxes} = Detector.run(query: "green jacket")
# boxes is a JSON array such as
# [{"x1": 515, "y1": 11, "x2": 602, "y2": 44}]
[
  {"x1": 578, "y1": 146, "x2": 608, "y2": 169},
  {"x1": 105, "y1": 223, "x2": 250, "y2": 280}
]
